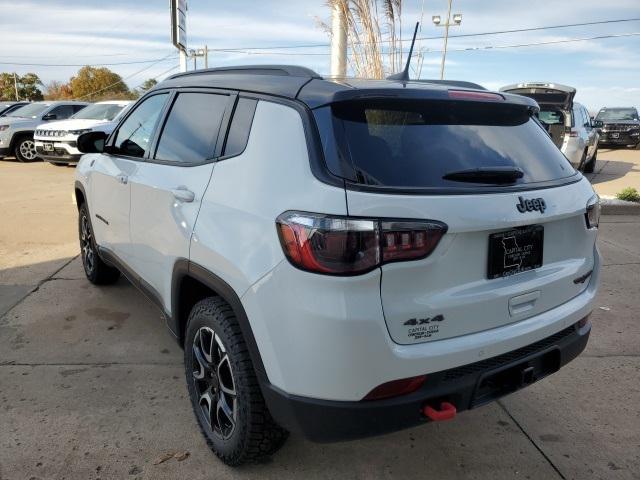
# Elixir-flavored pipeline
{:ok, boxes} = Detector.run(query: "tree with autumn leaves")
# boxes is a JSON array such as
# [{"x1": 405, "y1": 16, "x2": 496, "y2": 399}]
[
  {"x1": 2, "y1": 66, "x2": 160, "y2": 101},
  {"x1": 0, "y1": 73, "x2": 44, "y2": 101}
]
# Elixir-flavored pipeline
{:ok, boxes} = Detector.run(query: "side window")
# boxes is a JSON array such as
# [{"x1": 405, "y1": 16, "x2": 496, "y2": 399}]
[
  {"x1": 113, "y1": 93, "x2": 169, "y2": 158},
  {"x1": 154, "y1": 92, "x2": 228, "y2": 164},
  {"x1": 583, "y1": 107, "x2": 591, "y2": 127},
  {"x1": 223, "y1": 98, "x2": 258, "y2": 158},
  {"x1": 571, "y1": 106, "x2": 580, "y2": 128},
  {"x1": 48, "y1": 105, "x2": 75, "y2": 120},
  {"x1": 72, "y1": 105, "x2": 87, "y2": 114}
]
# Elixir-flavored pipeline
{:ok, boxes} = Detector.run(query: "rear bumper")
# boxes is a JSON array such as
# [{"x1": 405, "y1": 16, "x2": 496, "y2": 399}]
[
  {"x1": 0, "y1": 146, "x2": 10, "y2": 157},
  {"x1": 262, "y1": 320, "x2": 590, "y2": 442}
]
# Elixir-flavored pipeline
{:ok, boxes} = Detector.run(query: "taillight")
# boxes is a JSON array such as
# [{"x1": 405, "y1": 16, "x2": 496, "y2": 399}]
[
  {"x1": 363, "y1": 375, "x2": 427, "y2": 401},
  {"x1": 585, "y1": 194, "x2": 600, "y2": 229},
  {"x1": 276, "y1": 212, "x2": 446, "y2": 275},
  {"x1": 566, "y1": 127, "x2": 578, "y2": 137},
  {"x1": 381, "y1": 220, "x2": 446, "y2": 263}
]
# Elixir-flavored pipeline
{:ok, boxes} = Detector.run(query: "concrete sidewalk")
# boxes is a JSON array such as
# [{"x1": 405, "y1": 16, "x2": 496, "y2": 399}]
[
  {"x1": 586, "y1": 147, "x2": 640, "y2": 198},
  {"x1": 1, "y1": 162, "x2": 640, "y2": 479}
]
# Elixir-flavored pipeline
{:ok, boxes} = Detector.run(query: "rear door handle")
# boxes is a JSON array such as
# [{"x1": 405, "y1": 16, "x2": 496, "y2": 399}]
[
  {"x1": 116, "y1": 174, "x2": 128, "y2": 185},
  {"x1": 171, "y1": 187, "x2": 195, "y2": 203}
]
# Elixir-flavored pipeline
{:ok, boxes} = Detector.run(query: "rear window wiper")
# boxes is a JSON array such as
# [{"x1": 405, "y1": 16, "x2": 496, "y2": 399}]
[{"x1": 442, "y1": 166, "x2": 524, "y2": 184}]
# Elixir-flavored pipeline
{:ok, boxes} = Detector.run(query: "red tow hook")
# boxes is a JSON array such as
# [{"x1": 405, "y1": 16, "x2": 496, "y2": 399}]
[{"x1": 423, "y1": 402, "x2": 457, "y2": 421}]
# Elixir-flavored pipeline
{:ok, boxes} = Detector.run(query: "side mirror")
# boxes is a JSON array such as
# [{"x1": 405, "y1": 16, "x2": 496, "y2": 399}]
[
  {"x1": 42, "y1": 113, "x2": 57, "y2": 121},
  {"x1": 77, "y1": 131, "x2": 107, "y2": 154},
  {"x1": 593, "y1": 120, "x2": 603, "y2": 129}
]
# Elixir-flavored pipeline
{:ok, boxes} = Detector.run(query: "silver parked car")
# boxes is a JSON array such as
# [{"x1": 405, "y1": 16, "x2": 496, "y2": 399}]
[{"x1": 500, "y1": 83, "x2": 599, "y2": 173}]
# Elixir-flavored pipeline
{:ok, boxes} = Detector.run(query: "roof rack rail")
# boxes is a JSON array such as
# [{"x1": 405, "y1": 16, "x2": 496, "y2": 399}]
[
  {"x1": 168, "y1": 65, "x2": 322, "y2": 81},
  {"x1": 416, "y1": 79, "x2": 487, "y2": 90}
]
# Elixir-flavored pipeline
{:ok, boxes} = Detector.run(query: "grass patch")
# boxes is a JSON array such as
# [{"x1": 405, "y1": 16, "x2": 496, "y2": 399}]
[{"x1": 616, "y1": 187, "x2": 640, "y2": 203}]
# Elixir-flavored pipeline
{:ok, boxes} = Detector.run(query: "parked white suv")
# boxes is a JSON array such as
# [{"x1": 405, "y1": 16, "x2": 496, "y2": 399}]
[
  {"x1": 34, "y1": 100, "x2": 131, "y2": 166},
  {"x1": 500, "y1": 83, "x2": 599, "y2": 173},
  {"x1": 74, "y1": 66, "x2": 600, "y2": 466},
  {"x1": 0, "y1": 101, "x2": 88, "y2": 162}
]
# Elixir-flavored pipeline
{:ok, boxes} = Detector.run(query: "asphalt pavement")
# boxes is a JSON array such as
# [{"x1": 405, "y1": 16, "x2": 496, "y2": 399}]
[{"x1": 0, "y1": 160, "x2": 639, "y2": 480}]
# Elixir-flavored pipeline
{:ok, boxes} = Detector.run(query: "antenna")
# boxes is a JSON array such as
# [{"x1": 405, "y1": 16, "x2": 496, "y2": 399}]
[{"x1": 387, "y1": 22, "x2": 419, "y2": 82}]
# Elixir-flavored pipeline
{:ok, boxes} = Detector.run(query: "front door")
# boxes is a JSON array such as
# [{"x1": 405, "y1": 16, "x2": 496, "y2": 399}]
[
  {"x1": 128, "y1": 90, "x2": 233, "y2": 313},
  {"x1": 93, "y1": 92, "x2": 170, "y2": 264}
]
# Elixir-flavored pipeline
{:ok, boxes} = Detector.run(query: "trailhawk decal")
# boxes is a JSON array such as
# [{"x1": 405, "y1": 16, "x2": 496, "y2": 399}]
[{"x1": 403, "y1": 315, "x2": 445, "y2": 340}]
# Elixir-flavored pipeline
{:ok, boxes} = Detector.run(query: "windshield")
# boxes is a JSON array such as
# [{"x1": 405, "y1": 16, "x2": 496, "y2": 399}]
[
  {"x1": 72, "y1": 103, "x2": 126, "y2": 121},
  {"x1": 595, "y1": 108, "x2": 639, "y2": 122},
  {"x1": 315, "y1": 99, "x2": 574, "y2": 189},
  {"x1": 7, "y1": 103, "x2": 50, "y2": 118}
]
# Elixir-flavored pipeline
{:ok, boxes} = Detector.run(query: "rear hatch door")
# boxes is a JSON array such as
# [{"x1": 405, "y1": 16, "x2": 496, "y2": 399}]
[
  {"x1": 500, "y1": 82, "x2": 576, "y2": 111},
  {"x1": 316, "y1": 95, "x2": 596, "y2": 345}
]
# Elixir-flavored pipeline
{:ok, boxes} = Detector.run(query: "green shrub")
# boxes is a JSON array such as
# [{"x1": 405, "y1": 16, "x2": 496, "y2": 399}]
[{"x1": 616, "y1": 187, "x2": 640, "y2": 203}]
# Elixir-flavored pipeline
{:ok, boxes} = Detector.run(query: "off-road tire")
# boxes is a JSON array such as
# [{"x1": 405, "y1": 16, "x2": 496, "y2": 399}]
[
  {"x1": 184, "y1": 297, "x2": 288, "y2": 466},
  {"x1": 583, "y1": 148, "x2": 597, "y2": 174},
  {"x1": 78, "y1": 203, "x2": 120, "y2": 285},
  {"x1": 13, "y1": 135, "x2": 39, "y2": 162}
]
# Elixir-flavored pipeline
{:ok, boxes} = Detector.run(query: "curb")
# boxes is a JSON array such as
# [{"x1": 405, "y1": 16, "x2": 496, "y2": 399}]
[{"x1": 600, "y1": 198, "x2": 640, "y2": 215}]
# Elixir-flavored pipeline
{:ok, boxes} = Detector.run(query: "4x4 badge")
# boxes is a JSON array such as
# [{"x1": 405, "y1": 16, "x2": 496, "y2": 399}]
[
  {"x1": 404, "y1": 314, "x2": 444, "y2": 326},
  {"x1": 516, "y1": 196, "x2": 546, "y2": 214}
]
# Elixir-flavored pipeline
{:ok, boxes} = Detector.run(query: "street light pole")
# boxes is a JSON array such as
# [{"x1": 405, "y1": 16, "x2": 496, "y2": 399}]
[
  {"x1": 432, "y1": 1, "x2": 462, "y2": 80},
  {"x1": 330, "y1": 2, "x2": 347, "y2": 78}
]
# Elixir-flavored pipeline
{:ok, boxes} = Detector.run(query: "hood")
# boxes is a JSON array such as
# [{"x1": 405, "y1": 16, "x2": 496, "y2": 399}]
[
  {"x1": 0, "y1": 117, "x2": 35, "y2": 128},
  {"x1": 37, "y1": 118, "x2": 110, "y2": 131},
  {"x1": 500, "y1": 82, "x2": 576, "y2": 111}
]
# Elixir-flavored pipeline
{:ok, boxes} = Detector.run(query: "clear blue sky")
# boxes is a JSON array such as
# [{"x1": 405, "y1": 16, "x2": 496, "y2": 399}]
[{"x1": 0, "y1": 0, "x2": 638, "y2": 111}]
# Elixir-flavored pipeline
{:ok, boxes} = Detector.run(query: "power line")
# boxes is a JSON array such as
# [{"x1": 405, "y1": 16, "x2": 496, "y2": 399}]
[
  {"x1": 76, "y1": 54, "x2": 177, "y2": 100},
  {"x1": 207, "y1": 31, "x2": 640, "y2": 56},
  {"x1": 206, "y1": 17, "x2": 640, "y2": 52},
  {"x1": 0, "y1": 56, "x2": 178, "y2": 67}
]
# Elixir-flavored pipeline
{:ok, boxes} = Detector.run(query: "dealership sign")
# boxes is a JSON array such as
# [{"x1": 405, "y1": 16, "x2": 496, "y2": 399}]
[{"x1": 170, "y1": 0, "x2": 187, "y2": 50}]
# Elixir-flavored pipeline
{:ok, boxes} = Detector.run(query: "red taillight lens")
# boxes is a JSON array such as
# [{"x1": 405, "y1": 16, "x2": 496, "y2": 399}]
[
  {"x1": 566, "y1": 127, "x2": 578, "y2": 137},
  {"x1": 381, "y1": 221, "x2": 446, "y2": 263},
  {"x1": 276, "y1": 212, "x2": 380, "y2": 275},
  {"x1": 363, "y1": 375, "x2": 427, "y2": 401},
  {"x1": 276, "y1": 212, "x2": 446, "y2": 275}
]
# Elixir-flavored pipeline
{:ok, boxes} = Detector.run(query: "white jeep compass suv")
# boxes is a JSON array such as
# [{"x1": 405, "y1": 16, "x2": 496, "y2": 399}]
[
  {"x1": 74, "y1": 65, "x2": 600, "y2": 466},
  {"x1": 35, "y1": 100, "x2": 131, "y2": 166}
]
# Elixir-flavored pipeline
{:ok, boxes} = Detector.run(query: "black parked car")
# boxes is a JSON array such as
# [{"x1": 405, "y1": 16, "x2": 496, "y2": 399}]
[{"x1": 594, "y1": 107, "x2": 640, "y2": 149}]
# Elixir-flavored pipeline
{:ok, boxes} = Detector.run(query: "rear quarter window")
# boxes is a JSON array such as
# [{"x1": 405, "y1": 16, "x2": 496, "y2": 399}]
[
  {"x1": 222, "y1": 97, "x2": 257, "y2": 158},
  {"x1": 315, "y1": 99, "x2": 575, "y2": 190}
]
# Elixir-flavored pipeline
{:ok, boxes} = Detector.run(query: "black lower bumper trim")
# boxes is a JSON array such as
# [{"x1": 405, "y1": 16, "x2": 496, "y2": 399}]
[
  {"x1": 261, "y1": 321, "x2": 590, "y2": 442},
  {"x1": 36, "y1": 150, "x2": 81, "y2": 163}
]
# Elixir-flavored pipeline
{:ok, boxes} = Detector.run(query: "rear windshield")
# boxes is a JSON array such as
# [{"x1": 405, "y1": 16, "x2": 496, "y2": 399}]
[
  {"x1": 315, "y1": 99, "x2": 574, "y2": 189},
  {"x1": 537, "y1": 109, "x2": 565, "y2": 126}
]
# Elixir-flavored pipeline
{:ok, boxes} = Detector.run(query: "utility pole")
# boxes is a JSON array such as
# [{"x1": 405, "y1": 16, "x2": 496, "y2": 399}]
[
  {"x1": 432, "y1": 1, "x2": 462, "y2": 80},
  {"x1": 179, "y1": 48, "x2": 188, "y2": 72},
  {"x1": 330, "y1": 2, "x2": 347, "y2": 78},
  {"x1": 190, "y1": 48, "x2": 207, "y2": 71},
  {"x1": 13, "y1": 73, "x2": 19, "y2": 101}
]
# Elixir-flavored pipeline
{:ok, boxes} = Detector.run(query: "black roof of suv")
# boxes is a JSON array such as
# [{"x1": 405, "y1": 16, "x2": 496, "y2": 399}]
[{"x1": 161, "y1": 65, "x2": 538, "y2": 110}]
